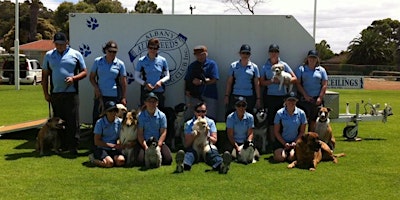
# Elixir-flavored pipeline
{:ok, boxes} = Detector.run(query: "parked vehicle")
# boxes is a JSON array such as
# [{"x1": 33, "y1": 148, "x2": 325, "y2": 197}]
[{"x1": 0, "y1": 54, "x2": 42, "y2": 85}]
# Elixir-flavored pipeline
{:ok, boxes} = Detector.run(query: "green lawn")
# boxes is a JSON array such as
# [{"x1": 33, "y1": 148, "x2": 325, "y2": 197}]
[{"x1": 1, "y1": 85, "x2": 399, "y2": 199}]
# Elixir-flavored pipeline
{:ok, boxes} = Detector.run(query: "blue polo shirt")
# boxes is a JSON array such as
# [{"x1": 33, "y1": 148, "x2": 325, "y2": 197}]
[
  {"x1": 94, "y1": 116, "x2": 122, "y2": 150},
  {"x1": 261, "y1": 59, "x2": 293, "y2": 96},
  {"x1": 294, "y1": 65, "x2": 328, "y2": 97},
  {"x1": 42, "y1": 46, "x2": 86, "y2": 93},
  {"x1": 226, "y1": 111, "x2": 254, "y2": 143},
  {"x1": 184, "y1": 58, "x2": 220, "y2": 99},
  {"x1": 184, "y1": 116, "x2": 217, "y2": 136},
  {"x1": 274, "y1": 107, "x2": 307, "y2": 143},
  {"x1": 91, "y1": 56, "x2": 127, "y2": 97},
  {"x1": 138, "y1": 109, "x2": 167, "y2": 140},
  {"x1": 135, "y1": 54, "x2": 169, "y2": 93},
  {"x1": 228, "y1": 60, "x2": 260, "y2": 96}
]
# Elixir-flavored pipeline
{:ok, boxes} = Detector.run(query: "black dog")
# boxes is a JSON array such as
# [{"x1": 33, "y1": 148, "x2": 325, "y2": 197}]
[{"x1": 185, "y1": 62, "x2": 206, "y2": 100}]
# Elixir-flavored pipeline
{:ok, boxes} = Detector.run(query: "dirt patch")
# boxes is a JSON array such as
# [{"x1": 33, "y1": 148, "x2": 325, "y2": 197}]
[{"x1": 363, "y1": 78, "x2": 400, "y2": 90}]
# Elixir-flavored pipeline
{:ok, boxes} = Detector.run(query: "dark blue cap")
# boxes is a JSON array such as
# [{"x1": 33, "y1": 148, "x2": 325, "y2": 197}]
[
  {"x1": 104, "y1": 101, "x2": 118, "y2": 112},
  {"x1": 307, "y1": 50, "x2": 319, "y2": 58},
  {"x1": 240, "y1": 44, "x2": 251, "y2": 53},
  {"x1": 53, "y1": 32, "x2": 67, "y2": 44},
  {"x1": 145, "y1": 92, "x2": 159, "y2": 101},
  {"x1": 269, "y1": 44, "x2": 280, "y2": 52}
]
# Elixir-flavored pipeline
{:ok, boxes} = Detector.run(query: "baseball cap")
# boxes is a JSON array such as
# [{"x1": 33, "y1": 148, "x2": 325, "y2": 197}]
[
  {"x1": 105, "y1": 41, "x2": 118, "y2": 52},
  {"x1": 53, "y1": 32, "x2": 68, "y2": 44},
  {"x1": 193, "y1": 45, "x2": 207, "y2": 54},
  {"x1": 269, "y1": 44, "x2": 280, "y2": 52},
  {"x1": 104, "y1": 101, "x2": 118, "y2": 112},
  {"x1": 239, "y1": 44, "x2": 251, "y2": 53},
  {"x1": 145, "y1": 92, "x2": 159, "y2": 101},
  {"x1": 307, "y1": 50, "x2": 319, "y2": 58},
  {"x1": 285, "y1": 92, "x2": 298, "y2": 101},
  {"x1": 235, "y1": 96, "x2": 247, "y2": 106}
]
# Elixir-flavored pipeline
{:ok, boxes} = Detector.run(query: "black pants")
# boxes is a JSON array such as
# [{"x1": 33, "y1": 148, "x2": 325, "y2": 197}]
[{"x1": 51, "y1": 93, "x2": 80, "y2": 150}]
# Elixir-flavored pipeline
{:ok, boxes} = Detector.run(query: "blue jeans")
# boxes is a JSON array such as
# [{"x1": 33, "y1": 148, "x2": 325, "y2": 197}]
[{"x1": 184, "y1": 146, "x2": 223, "y2": 169}]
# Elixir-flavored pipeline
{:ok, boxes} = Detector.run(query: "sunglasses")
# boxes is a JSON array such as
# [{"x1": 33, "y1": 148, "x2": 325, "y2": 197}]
[
  {"x1": 148, "y1": 46, "x2": 159, "y2": 50},
  {"x1": 240, "y1": 52, "x2": 251, "y2": 55},
  {"x1": 269, "y1": 50, "x2": 279, "y2": 53},
  {"x1": 236, "y1": 103, "x2": 247, "y2": 107},
  {"x1": 108, "y1": 50, "x2": 117, "y2": 54},
  {"x1": 195, "y1": 110, "x2": 207, "y2": 113}
]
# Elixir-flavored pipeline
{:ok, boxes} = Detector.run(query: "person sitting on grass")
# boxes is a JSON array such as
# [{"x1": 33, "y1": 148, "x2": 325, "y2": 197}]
[{"x1": 89, "y1": 101, "x2": 125, "y2": 167}]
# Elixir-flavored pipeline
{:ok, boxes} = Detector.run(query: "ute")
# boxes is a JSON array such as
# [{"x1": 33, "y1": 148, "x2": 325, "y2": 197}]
[{"x1": 0, "y1": 54, "x2": 42, "y2": 85}]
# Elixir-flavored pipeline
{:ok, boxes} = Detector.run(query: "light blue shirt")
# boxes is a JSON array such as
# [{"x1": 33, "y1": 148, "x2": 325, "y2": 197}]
[
  {"x1": 43, "y1": 46, "x2": 87, "y2": 93},
  {"x1": 228, "y1": 60, "x2": 260, "y2": 96},
  {"x1": 135, "y1": 54, "x2": 169, "y2": 93},
  {"x1": 261, "y1": 59, "x2": 293, "y2": 96},
  {"x1": 94, "y1": 116, "x2": 122, "y2": 150},
  {"x1": 138, "y1": 109, "x2": 167, "y2": 140},
  {"x1": 295, "y1": 65, "x2": 328, "y2": 97},
  {"x1": 274, "y1": 106, "x2": 307, "y2": 143},
  {"x1": 91, "y1": 56, "x2": 127, "y2": 97},
  {"x1": 184, "y1": 116, "x2": 217, "y2": 136},
  {"x1": 226, "y1": 111, "x2": 254, "y2": 143}
]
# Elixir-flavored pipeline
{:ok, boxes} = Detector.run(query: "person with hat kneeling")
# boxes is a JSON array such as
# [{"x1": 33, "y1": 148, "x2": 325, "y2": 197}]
[
  {"x1": 135, "y1": 92, "x2": 173, "y2": 166},
  {"x1": 89, "y1": 101, "x2": 125, "y2": 167},
  {"x1": 272, "y1": 92, "x2": 307, "y2": 163}
]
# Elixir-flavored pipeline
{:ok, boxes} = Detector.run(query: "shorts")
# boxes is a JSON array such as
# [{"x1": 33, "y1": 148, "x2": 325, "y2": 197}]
[{"x1": 94, "y1": 147, "x2": 123, "y2": 160}]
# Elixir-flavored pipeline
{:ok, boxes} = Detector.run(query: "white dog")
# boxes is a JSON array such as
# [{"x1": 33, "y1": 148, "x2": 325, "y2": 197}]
[
  {"x1": 253, "y1": 108, "x2": 268, "y2": 153},
  {"x1": 119, "y1": 110, "x2": 138, "y2": 166},
  {"x1": 144, "y1": 137, "x2": 162, "y2": 169},
  {"x1": 272, "y1": 63, "x2": 293, "y2": 93},
  {"x1": 236, "y1": 140, "x2": 258, "y2": 164},
  {"x1": 192, "y1": 117, "x2": 212, "y2": 161},
  {"x1": 172, "y1": 103, "x2": 187, "y2": 150}
]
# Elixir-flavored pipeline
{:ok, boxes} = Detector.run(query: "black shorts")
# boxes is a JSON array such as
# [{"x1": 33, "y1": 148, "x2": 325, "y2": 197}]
[
  {"x1": 94, "y1": 147, "x2": 123, "y2": 160},
  {"x1": 264, "y1": 95, "x2": 286, "y2": 125},
  {"x1": 297, "y1": 97, "x2": 322, "y2": 121}
]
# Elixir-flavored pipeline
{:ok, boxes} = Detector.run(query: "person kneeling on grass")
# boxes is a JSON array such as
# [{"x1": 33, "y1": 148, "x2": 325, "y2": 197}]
[{"x1": 89, "y1": 101, "x2": 125, "y2": 167}]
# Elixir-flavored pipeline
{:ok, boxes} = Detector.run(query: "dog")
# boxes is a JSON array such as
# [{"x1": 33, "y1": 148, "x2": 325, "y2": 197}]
[
  {"x1": 192, "y1": 117, "x2": 212, "y2": 161},
  {"x1": 119, "y1": 109, "x2": 138, "y2": 166},
  {"x1": 173, "y1": 103, "x2": 187, "y2": 149},
  {"x1": 144, "y1": 137, "x2": 162, "y2": 169},
  {"x1": 272, "y1": 63, "x2": 293, "y2": 93},
  {"x1": 236, "y1": 140, "x2": 259, "y2": 164},
  {"x1": 315, "y1": 106, "x2": 335, "y2": 150},
  {"x1": 253, "y1": 108, "x2": 268, "y2": 153},
  {"x1": 116, "y1": 103, "x2": 128, "y2": 118},
  {"x1": 160, "y1": 106, "x2": 177, "y2": 150},
  {"x1": 36, "y1": 117, "x2": 65, "y2": 156},
  {"x1": 287, "y1": 132, "x2": 345, "y2": 171}
]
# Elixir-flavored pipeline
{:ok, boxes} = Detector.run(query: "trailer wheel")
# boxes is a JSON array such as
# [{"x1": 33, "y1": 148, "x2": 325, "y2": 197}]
[{"x1": 343, "y1": 125, "x2": 358, "y2": 139}]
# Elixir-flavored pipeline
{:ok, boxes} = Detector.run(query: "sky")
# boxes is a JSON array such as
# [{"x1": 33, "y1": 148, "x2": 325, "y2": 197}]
[{"x1": 42, "y1": 0, "x2": 400, "y2": 53}]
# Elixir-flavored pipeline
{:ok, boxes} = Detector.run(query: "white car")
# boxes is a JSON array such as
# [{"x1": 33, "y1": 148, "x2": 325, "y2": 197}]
[{"x1": 0, "y1": 54, "x2": 42, "y2": 85}]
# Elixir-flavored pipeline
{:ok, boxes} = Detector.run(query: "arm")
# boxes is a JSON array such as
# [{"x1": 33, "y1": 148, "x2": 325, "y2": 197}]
[
  {"x1": 224, "y1": 76, "x2": 234, "y2": 104},
  {"x1": 316, "y1": 80, "x2": 328, "y2": 105},
  {"x1": 158, "y1": 127, "x2": 167, "y2": 147},
  {"x1": 227, "y1": 128, "x2": 239, "y2": 151},
  {"x1": 89, "y1": 72, "x2": 101, "y2": 99},
  {"x1": 137, "y1": 127, "x2": 147, "y2": 150},
  {"x1": 209, "y1": 132, "x2": 217, "y2": 145},
  {"x1": 94, "y1": 134, "x2": 121, "y2": 149},
  {"x1": 134, "y1": 70, "x2": 153, "y2": 91},
  {"x1": 120, "y1": 76, "x2": 127, "y2": 105},
  {"x1": 254, "y1": 77, "x2": 261, "y2": 108},
  {"x1": 41, "y1": 69, "x2": 51, "y2": 102},
  {"x1": 155, "y1": 70, "x2": 170, "y2": 89}
]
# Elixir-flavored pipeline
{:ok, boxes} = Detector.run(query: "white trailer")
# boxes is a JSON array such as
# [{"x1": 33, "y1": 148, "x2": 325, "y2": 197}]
[{"x1": 69, "y1": 14, "x2": 315, "y2": 123}]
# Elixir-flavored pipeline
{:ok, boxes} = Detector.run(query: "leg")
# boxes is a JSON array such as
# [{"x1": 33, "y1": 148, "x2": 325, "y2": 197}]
[
  {"x1": 273, "y1": 148, "x2": 287, "y2": 162},
  {"x1": 161, "y1": 143, "x2": 172, "y2": 165}
]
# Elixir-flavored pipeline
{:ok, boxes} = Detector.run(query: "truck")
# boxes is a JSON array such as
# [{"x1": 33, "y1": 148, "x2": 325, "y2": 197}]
[{"x1": 0, "y1": 54, "x2": 42, "y2": 85}]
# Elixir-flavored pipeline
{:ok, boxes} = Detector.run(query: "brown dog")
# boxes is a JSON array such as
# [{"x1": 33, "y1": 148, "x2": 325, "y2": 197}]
[
  {"x1": 287, "y1": 132, "x2": 344, "y2": 171},
  {"x1": 36, "y1": 117, "x2": 65, "y2": 155},
  {"x1": 119, "y1": 110, "x2": 138, "y2": 166},
  {"x1": 315, "y1": 106, "x2": 335, "y2": 150}
]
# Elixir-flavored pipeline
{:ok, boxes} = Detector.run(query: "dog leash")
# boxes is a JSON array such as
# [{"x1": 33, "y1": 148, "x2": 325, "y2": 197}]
[{"x1": 48, "y1": 102, "x2": 53, "y2": 118}]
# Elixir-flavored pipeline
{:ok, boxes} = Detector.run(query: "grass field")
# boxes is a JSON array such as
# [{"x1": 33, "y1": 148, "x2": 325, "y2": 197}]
[{"x1": 1, "y1": 85, "x2": 399, "y2": 199}]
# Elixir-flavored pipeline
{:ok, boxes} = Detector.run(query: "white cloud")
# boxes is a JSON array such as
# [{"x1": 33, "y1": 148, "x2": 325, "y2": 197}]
[{"x1": 43, "y1": 0, "x2": 400, "y2": 53}]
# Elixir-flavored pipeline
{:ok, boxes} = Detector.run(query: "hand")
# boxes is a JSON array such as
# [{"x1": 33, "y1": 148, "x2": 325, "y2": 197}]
[
  {"x1": 284, "y1": 143, "x2": 291, "y2": 150},
  {"x1": 64, "y1": 76, "x2": 74, "y2": 86},
  {"x1": 154, "y1": 80, "x2": 163, "y2": 89},
  {"x1": 192, "y1": 78, "x2": 203, "y2": 86},
  {"x1": 144, "y1": 83, "x2": 154, "y2": 91}
]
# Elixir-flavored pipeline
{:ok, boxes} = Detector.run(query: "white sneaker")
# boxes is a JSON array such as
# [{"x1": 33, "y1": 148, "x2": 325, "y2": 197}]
[
  {"x1": 175, "y1": 150, "x2": 185, "y2": 173},
  {"x1": 219, "y1": 151, "x2": 232, "y2": 174}
]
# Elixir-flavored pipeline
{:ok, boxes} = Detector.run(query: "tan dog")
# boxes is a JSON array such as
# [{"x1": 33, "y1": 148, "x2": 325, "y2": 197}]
[
  {"x1": 272, "y1": 63, "x2": 293, "y2": 93},
  {"x1": 119, "y1": 110, "x2": 138, "y2": 166},
  {"x1": 287, "y1": 132, "x2": 344, "y2": 171},
  {"x1": 36, "y1": 117, "x2": 65, "y2": 156},
  {"x1": 192, "y1": 117, "x2": 212, "y2": 161},
  {"x1": 315, "y1": 106, "x2": 335, "y2": 150}
]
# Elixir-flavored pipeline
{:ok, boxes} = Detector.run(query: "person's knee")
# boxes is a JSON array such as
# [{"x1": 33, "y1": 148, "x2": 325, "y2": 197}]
[
  {"x1": 273, "y1": 149, "x2": 286, "y2": 162},
  {"x1": 115, "y1": 155, "x2": 125, "y2": 166}
]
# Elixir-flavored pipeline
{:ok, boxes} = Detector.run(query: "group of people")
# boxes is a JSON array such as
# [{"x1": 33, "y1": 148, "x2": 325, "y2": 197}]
[{"x1": 41, "y1": 32, "x2": 328, "y2": 171}]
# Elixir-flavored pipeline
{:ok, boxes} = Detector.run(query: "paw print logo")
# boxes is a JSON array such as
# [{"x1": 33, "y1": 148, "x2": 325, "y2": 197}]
[
  {"x1": 127, "y1": 72, "x2": 135, "y2": 84},
  {"x1": 86, "y1": 17, "x2": 99, "y2": 30},
  {"x1": 79, "y1": 44, "x2": 91, "y2": 57}
]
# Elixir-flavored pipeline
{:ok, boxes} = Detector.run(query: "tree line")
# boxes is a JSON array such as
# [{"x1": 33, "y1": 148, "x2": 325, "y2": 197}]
[{"x1": 0, "y1": 0, "x2": 399, "y2": 66}]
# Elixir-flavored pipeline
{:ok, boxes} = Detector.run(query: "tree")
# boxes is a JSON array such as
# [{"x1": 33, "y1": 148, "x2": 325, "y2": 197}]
[
  {"x1": 134, "y1": 0, "x2": 162, "y2": 13},
  {"x1": 315, "y1": 40, "x2": 334, "y2": 60},
  {"x1": 347, "y1": 18, "x2": 400, "y2": 65},
  {"x1": 96, "y1": 0, "x2": 127, "y2": 13},
  {"x1": 221, "y1": 0, "x2": 264, "y2": 15},
  {"x1": 54, "y1": 2, "x2": 76, "y2": 34}
]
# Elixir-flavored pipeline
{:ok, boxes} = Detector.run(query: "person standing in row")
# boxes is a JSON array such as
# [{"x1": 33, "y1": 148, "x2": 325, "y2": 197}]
[
  {"x1": 42, "y1": 32, "x2": 87, "y2": 155},
  {"x1": 134, "y1": 38, "x2": 170, "y2": 108},
  {"x1": 184, "y1": 45, "x2": 220, "y2": 120},
  {"x1": 90, "y1": 40, "x2": 127, "y2": 127},
  {"x1": 295, "y1": 50, "x2": 328, "y2": 132},
  {"x1": 260, "y1": 44, "x2": 297, "y2": 149},
  {"x1": 224, "y1": 44, "x2": 261, "y2": 116}
]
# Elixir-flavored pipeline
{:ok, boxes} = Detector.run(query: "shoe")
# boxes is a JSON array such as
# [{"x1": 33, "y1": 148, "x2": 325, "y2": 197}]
[
  {"x1": 175, "y1": 150, "x2": 185, "y2": 173},
  {"x1": 88, "y1": 153, "x2": 96, "y2": 164},
  {"x1": 219, "y1": 151, "x2": 232, "y2": 174}
]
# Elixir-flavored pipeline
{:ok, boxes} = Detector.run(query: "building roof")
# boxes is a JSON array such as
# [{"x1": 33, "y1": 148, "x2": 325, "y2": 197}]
[{"x1": 19, "y1": 40, "x2": 54, "y2": 51}]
